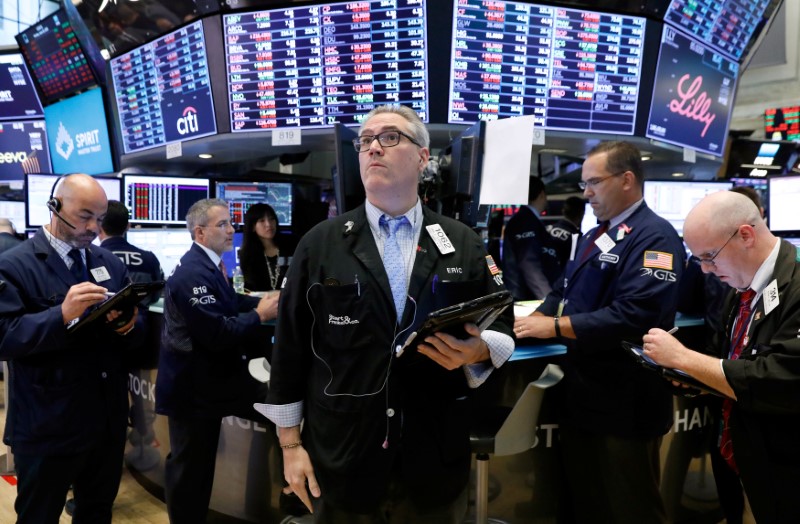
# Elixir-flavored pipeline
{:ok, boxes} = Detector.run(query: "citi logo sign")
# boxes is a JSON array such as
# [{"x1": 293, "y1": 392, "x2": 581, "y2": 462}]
[{"x1": 177, "y1": 106, "x2": 199, "y2": 135}]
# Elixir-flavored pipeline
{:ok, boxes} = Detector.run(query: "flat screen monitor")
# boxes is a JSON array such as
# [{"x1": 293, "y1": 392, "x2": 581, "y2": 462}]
[
  {"x1": 125, "y1": 228, "x2": 193, "y2": 279},
  {"x1": 25, "y1": 173, "x2": 121, "y2": 228},
  {"x1": 214, "y1": 181, "x2": 292, "y2": 226},
  {"x1": 44, "y1": 88, "x2": 114, "y2": 175},
  {"x1": 765, "y1": 106, "x2": 800, "y2": 141},
  {"x1": 219, "y1": 231, "x2": 243, "y2": 277},
  {"x1": 0, "y1": 200, "x2": 25, "y2": 233},
  {"x1": 0, "y1": 121, "x2": 51, "y2": 179},
  {"x1": 110, "y1": 19, "x2": 217, "y2": 154},
  {"x1": 15, "y1": 9, "x2": 99, "y2": 104},
  {"x1": 646, "y1": 27, "x2": 738, "y2": 157},
  {"x1": 644, "y1": 180, "x2": 733, "y2": 236},
  {"x1": 123, "y1": 174, "x2": 209, "y2": 225},
  {"x1": 222, "y1": 0, "x2": 429, "y2": 130},
  {"x1": 0, "y1": 54, "x2": 45, "y2": 120},
  {"x1": 768, "y1": 175, "x2": 800, "y2": 234},
  {"x1": 725, "y1": 139, "x2": 798, "y2": 178},
  {"x1": 663, "y1": 0, "x2": 774, "y2": 62},
  {"x1": 447, "y1": 2, "x2": 647, "y2": 134}
]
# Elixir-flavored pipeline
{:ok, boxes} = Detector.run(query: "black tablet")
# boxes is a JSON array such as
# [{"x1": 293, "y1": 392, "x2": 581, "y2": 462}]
[
  {"x1": 399, "y1": 290, "x2": 512, "y2": 355},
  {"x1": 67, "y1": 281, "x2": 165, "y2": 334},
  {"x1": 622, "y1": 341, "x2": 723, "y2": 396}
]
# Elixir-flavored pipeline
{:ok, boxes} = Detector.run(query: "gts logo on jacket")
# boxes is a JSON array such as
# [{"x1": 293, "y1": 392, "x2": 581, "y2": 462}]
[{"x1": 190, "y1": 295, "x2": 216, "y2": 306}]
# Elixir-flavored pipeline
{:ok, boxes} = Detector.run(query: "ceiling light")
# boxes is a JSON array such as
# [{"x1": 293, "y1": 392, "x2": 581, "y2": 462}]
[
  {"x1": 671, "y1": 172, "x2": 684, "y2": 177},
  {"x1": 198, "y1": 153, "x2": 213, "y2": 159}
]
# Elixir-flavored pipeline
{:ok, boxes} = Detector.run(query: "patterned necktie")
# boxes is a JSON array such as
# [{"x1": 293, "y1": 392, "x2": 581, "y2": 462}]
[
  {"x1": 218, "y1": 259, "x2": 229, "y2": 285},
  {"x1": 380, "y1": 215, "x2": 409, "y2": 320},
  {"x1": 719, "y1": 288, "x2": 756, "y2": 474},
  {"x1": 578, "y1": 221, "x2": 609, "y2": 262},
  {"x1": 68, "y1": 249, "x2": 87, "y2": 282}
]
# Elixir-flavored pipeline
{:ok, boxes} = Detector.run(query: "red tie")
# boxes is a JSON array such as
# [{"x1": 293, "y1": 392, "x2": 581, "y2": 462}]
[
  {"x1": 719, "y1": 288, "x2": 756, "y2": 474},
  {"x1": 218, "y1": 260, "x2": 229, "y2": 285},
  {"x1": 579, "y1": 221, "x2": 609, "y2": 262}
]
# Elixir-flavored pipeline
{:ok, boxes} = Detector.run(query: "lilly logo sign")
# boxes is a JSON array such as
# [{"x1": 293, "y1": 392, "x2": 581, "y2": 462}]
[
  {"x1": 668, "y1": 74, "x2": 716, "y2": 138},
  {"x1": 177, "y1": 106, "x2": 200, "y2": 136}
]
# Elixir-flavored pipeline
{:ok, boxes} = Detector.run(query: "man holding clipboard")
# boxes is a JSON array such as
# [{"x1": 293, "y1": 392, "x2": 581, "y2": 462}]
[
  {"x1": 260, "y1": 105, "x2": 514, "y2": 522},
  {"x1": 0, "y1": 174, "x2": 139, "y2": 523},
  {"x1": 643, "y1": 191, "x2": 800, "y2": 523}
]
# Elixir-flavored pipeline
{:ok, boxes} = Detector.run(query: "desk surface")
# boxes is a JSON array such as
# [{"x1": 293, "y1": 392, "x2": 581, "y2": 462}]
[{"x1": 511, "y1": 342, "x2": 566, "y2": 361}]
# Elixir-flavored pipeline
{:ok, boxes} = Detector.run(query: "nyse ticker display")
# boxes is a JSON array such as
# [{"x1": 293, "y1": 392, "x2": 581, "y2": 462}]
[
  {"x1": 448, "y1": 0, "x2": 647, "y2": 134},
  {"x1": 223, "y1": 0, "x2": 429, "y2": 131},
  {"x1": 110, "y1": 20, "x2": 217, "y2": 154},
  {"x1": 0, "y1": 54, "x2": 44, "y2": 121},
  {"x1": 123, "y1": 175, "x2": 210, "y2": 225},
  {"x1": 663, "y1": 0, "x2": 772, "y2": 62},
  {"x1": 15, "y1": 10, "x2": 97, "y2": 104}
]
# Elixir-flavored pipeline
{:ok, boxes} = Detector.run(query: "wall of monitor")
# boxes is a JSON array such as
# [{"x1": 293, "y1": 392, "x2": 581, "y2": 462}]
[{"x1": 1, "y1": 0, "x2": 797, "y2": 244}]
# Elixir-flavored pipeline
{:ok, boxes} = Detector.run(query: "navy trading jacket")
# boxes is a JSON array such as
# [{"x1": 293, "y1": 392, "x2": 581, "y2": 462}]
[
  {"x1": 267, "y1": 204, "x2": 513, "y2": 512},
  {"x1": 538, "y1": 203, "x2": 685, "y2": 437},
  {"x1": 0, "y1": 230, "x2": 133, "y2": 455},
  {"x1": 502, "y1": 205, "x2": 562, "y2": 300},
  {"x1": 155, "y1": 243, "x2": 270, "y2": 419}
]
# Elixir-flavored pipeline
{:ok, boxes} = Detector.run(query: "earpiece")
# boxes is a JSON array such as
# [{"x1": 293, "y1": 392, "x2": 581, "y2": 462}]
[{"x1": 47, "y1": 175, "x2": 76, "y2": 229}]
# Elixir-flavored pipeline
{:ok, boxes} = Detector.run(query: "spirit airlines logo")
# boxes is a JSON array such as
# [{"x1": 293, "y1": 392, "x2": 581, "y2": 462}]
[
  {"x1": 177, "y1": 106, "x2": 200, "y2": 136},
  {"x1": 669, "y1": 74, "x2": 717, "y2": 138}
]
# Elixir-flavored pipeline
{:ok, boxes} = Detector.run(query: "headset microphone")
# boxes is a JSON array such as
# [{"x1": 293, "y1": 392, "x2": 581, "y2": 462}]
[
  {"x1": 46, "y1": 175, "x2": 76, "y2": 229},
  {"x1": 47, "y1": 198, "x2": 76, "y2": 229}
]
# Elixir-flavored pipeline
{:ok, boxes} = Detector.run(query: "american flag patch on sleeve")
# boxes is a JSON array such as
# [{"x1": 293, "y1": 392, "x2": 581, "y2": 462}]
[
  {"x1": 643, "y1": 251, "x2": 673, "y2": 270},
  {"x1": 486, "y1": 255, "x2": 500, "y2": 275}
]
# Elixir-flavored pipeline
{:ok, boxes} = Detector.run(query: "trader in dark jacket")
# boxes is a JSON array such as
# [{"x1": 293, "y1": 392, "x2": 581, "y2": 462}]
[
  {"x1": 644, "y1": 190, "x2": 800, "y2": 523},
  {"x1": 546, "y1": 195, "x2": 585, "y2": 268},
  {"x1": 515, "y1": 141, "x2": 684, "y2": 523},
  {"x1": 0, "y1": 217, "x2": 23, "y2": 254},
  {"x1": 0, "y1": 173, "x2": 137, "y2": 523},
  {"x1": 260, "y1": 105, "x2": 514, "y2": 523},
  {"x1": 155, "y1": 198, "x2": 278, "y2": 524},
  {"x1": 502, "y1": 176, "x2": 562, "y2": 300}
]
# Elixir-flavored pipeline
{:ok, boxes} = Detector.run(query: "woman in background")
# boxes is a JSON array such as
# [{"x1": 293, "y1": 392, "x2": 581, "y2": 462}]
[{"x1": 239, "y1": 203, "x2": 290, "y2": 292}]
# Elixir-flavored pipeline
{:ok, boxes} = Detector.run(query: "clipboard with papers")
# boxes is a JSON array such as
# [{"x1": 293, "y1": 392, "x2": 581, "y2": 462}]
[
  {"x1": 622, "y1": 341, "x2": 724, "y2": 396},
  {"x1": 398, "y1": 290, "x2": 513, "y2": 356},
  {"x1": 67, "y1": 281, "x2": 165, "y2": 334}
]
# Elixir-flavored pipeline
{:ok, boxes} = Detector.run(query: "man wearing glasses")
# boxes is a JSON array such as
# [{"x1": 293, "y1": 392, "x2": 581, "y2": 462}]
[
  {"x1": 514, "y1": 141, "x2": 685, "y2": 523},
  {"x1": 155, "y1": 198, "x2": 279, "y2": 523},
  {"x1": 261, "y1": 105, "x2": 513, "y2": 522},
  {"x1": 644, "y1": 190, "x2": 800, "y2": 523}
]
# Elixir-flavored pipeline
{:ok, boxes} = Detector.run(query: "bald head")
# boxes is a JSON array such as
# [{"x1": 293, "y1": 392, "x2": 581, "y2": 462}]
[
  {"x1": 50, "y1": 174, "x2": 109, "y2": 248},
  {"x1": 684, "y1": 191, "x2": 776, "y2": 289}
]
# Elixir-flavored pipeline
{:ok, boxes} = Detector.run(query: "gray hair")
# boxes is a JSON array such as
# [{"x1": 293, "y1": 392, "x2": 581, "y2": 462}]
[
  {"x1": 358, "y1": 105, "x2": 429, "y2": 149},
  {"x1": 186, "y1": 198, "x2": 228, "y2": 240}
]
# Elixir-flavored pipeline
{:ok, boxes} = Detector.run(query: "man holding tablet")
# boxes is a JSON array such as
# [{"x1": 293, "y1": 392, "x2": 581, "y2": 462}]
[
  {"x1": 643, "y1": 190, "x2": 800, "y2": 522},
  {"x1": 260, "y1": 105, "x2": 513, "y2": 522}
]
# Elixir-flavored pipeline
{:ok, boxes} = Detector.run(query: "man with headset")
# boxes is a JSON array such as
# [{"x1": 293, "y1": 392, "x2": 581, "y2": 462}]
[
  {"x1": 0, "y1": 173, "x2": 138, "y2": 523},
  {"x1": 261, "y1": 105, "x2": 514, "y2": 522}
]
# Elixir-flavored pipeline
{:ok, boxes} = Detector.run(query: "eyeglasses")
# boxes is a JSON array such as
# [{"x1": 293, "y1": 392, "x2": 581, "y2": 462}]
[
  {"x1": 199, "y1": 220, "x2": 232, "y2": 230},
  {"x1": 696, "y1": 228, "x2": 743, "y2": 268},
  {"x1": 578, "y1": 171, "x2": 626, "y2": 191},
  {"x1": 353, "y1": 130, "x2": 422, "y2": 152}
]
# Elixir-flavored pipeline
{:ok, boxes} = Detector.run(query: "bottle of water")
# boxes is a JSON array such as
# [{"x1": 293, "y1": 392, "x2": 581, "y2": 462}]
[{"x1": 232, "y1": 266, "x2": 245, "y2": 294}]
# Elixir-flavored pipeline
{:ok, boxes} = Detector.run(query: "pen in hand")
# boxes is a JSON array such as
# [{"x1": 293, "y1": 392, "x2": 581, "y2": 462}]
[{"x1": 667, "y1": 327, "x2": 679, "y2": 335}]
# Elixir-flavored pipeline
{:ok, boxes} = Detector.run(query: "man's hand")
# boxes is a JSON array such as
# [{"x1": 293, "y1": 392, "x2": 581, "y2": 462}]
[
  {"x1": 418, "y1": 323, "x2": 490, "y2": 370},
  {"x1": 279, "y1": 426, "x2": 320, "y2": 514},
  {"x1": 61, "y1": 282, "x2": 109, "y2": 324},
  {"x1": 255, "y1": 291, "x2": 280, "y2": 322}
]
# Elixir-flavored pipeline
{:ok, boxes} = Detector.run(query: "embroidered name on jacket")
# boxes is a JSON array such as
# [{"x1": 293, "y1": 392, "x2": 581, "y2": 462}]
[{"x1": 329, "y1": 314, "x2": 360, "y2": 326}]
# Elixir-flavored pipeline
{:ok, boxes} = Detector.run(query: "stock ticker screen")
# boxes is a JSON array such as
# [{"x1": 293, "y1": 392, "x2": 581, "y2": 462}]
[
  {"x1": 15, "y1": 10, "x2": 97, "y2": 104},
  {"x1": 110, "y1": 20, "x2": 217, "y2": 154},
  {"x1": 663, "y1": 0, "x2": 772, "y2": 62},
  {"x1": 223, "y1": 0, "x2": 429, "y2": 130},
  {"x1": 215, "y1": 181, "x2": 293, "y2": 226},
  {"x1": 448, "y1": 1, "x2": 647, "y2": 134}
]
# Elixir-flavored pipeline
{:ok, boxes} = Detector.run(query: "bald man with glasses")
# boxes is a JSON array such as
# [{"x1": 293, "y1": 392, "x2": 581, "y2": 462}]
[{"x1": 644, "y1": 190, "x2": 800, "y2": 523}]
